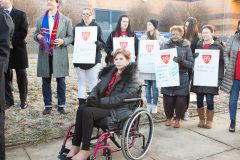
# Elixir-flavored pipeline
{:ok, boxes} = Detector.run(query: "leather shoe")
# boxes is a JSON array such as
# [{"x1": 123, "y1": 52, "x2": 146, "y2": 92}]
[
  {"x1": 43, "y1": 107, "x2": 52, "y2": 115},
  {"x1": 5, "y1": 103, "x2": 14, "y2": 110},
  {"x1": 58, "y1": 107, "x2": 67, "y2": 115},
  {"x1": 20, "y1": 102, "x2": 28, "y2": 109}
]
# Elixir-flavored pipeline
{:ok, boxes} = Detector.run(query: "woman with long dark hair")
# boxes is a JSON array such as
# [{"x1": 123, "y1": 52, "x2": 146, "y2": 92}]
[
  {"x1": 221, "y1": 20, "x2": 240, "y2": 132},
  {"x1": 104, "y1": 15, "x2": 139, "y2": 65},
  {"x1": 183, "y1": 17, "x2": 200, "y2": 120}
]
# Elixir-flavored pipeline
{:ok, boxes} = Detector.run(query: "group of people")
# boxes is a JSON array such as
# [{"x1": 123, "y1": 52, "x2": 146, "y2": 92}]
[{"x1": 1, "y1": 0, "x2": 240, "y2": 159}]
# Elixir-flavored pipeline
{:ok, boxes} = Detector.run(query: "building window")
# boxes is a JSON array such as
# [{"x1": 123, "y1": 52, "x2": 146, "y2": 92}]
[{"x1": 95, "y1": 9, "x2": 125, "y2": 31}]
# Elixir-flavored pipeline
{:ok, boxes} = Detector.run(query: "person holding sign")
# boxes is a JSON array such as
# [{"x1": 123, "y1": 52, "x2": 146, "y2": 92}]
[
  {"x1": 161, "y1": 26, "x2": 194, "y2": 128},
  {"x1": 72, "y1": 8, "x2": 105, "y2": 106},
  {"x1": 104, "y1": 15, "x2": 139, "y2": 65},
  {"x1": 139, "y1": 19, "x2": 165, "y2": 114},
  {"x1": 65, "y1": 48, "x2": 139, "y2": 160},
  {"x1": 183, "y1": 17, "x2": 200, "y2": 121},
  {"x1": 34, "y1": 0, "x2": 73, "y2": 115},
  {"x1": 221, "y1": 20, "x2": 240, "y2": 132},
  {"x1": 190, "y1": 25, "x2": 224, "y2": 129}
]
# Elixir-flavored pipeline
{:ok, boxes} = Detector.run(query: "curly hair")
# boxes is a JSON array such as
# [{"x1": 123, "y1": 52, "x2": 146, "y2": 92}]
[
  {"x1": 113, "y1": 48, "x2": 131, "y2": 60},
  {"x1": 170, "y1": 26, "x2": 184, "y2": 36}
]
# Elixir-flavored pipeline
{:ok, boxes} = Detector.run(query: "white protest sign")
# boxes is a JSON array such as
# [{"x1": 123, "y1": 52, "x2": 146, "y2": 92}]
[
  {"x1": 154, "y1": 48, "x2": 180, "y2": 87},
  {"x1": 113, "y1": 37, "x2": 135, "y2": 62},
  {"x1": 138, "y1": 40, "x2": 159, "y2": 73},
  {"x1": 193, "y1": 49, "x2": 220, "y2": 87},
  {"x1": 73, "y1": 26, "x2": 97, "y2": 64}
]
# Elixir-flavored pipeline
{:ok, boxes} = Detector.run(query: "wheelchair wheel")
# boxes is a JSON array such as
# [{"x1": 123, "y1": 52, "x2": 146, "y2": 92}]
[{"x1": 121, "y1": 108, "x2": 154, "y2": 160}]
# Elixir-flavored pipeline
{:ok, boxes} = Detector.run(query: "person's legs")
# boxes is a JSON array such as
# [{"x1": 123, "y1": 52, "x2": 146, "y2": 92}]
[
  {"x1": 0, "y1": 64, "x2": 5, "y2": 160},
  {"x1": 205, "y1": 94, "x2": 214, "y2": 129},
  {"x1": 5, "y1": 68, "x2": 14, "y2": 107},
  {"x1": 42, "y1": 77, "x2": 53, "y2": 115},
  {"x1": 86, "y1": 63, "x2": 101, "y2": 91},
  {"x1": 16, "y1": 69, "x2": 28, "y2": 108},
  {"x1": 144, "y1": 80, "x2": 152, "y2": 112},
  {"x1": 56, "y1": 77, "x2": 66, "y2": 107},
  {"x1": 174, "y1": 96, "x2": 187, "y2": 127},
  {"x1": 196, "y1": 93, "x2": 206, "y2": 128},
  {"x1": 75, "y1": 67, "x2": 87, "y2": 105},
  {"x1": 229, "y1": 80, "x2": 240, "y2": 121},
  {"x1": 163, "y1": 95, "x2": 175, "y2": 126},
  {"x1": 206, "y1": 94, "x2": 214, "y2": 111},
  {"x1": 151, "y1": 80, "x2": 159, "y2": 114}
]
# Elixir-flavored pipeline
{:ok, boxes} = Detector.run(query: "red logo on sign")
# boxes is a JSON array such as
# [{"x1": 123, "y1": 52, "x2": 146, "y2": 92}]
[
  {"x1": 161, "y1": 54, "x2": 170, "y2": 64},
  {"x1": 120, "y1": 42, "x2": 128, "y2": 48},
  {"x1": 146, "y1": 45, "x2": 154, "y2": 53},
  {"x1": 82, "y1": 32, "x2": 90, "y2": 41},
  {"x1": 202, "y1": 55, "x2": 212, "y2": 64}
]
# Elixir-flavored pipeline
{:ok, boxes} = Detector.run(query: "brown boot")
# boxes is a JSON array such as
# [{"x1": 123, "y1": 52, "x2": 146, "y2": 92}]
[
  {"x1": 197, "y1": 108, "x2": 205, "y2": 128},
  {"x1": 205, "y1": 110, "x2": 214, "y2": 129}
]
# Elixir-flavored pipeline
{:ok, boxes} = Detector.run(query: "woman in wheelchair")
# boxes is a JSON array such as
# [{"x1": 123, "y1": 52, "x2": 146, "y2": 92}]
[{"x1": 66, "y1": 48, "x2": 139, "y2": 160}]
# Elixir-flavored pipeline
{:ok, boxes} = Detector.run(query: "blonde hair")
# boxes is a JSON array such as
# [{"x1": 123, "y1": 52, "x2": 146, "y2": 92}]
[
  {"x1": 147, "y1": 29, "x2": 159, "y2": 40},
  {"x1": 170, "y1": 25, "x2": 184, "y2": 36}
]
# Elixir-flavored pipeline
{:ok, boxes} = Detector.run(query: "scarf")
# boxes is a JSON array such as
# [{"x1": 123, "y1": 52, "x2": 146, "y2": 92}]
[{"x1": 39, "y1": 10, "x2": 60, "y2": 56}]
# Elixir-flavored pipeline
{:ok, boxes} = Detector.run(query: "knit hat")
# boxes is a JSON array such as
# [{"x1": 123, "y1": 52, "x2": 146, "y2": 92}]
[{"x1": 149, "y1": 19, "x2": 158, "y2": 29}]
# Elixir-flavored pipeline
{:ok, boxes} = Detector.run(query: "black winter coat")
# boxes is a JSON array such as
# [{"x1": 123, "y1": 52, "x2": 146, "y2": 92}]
[
  {"x1": 89, "y1": 63, "x2": 139, "y2": 122},
  {"x1": 0, "y1": 7, "x2": 14, "y2": 73},
  {"x1": 73, "y1": 19, "x2": 105, "y2": 70},
  {"x1": 190, "y1": 37, "x2": 224, "y2": 95},
  {"x1": 8, "y1": 7, "x2": 28, "y2": 69},
  {"x1": 104, "y1": 30, "x2": 139, "y2": 64},
  {"x1": 161, "y1": 39, "x2": 194, "y2": 96}
]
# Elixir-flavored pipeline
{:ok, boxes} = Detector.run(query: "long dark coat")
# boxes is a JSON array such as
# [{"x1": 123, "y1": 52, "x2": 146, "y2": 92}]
[
  {"x1": 161, "y1": 39, "x2": 194, "y2": 96},
  {"x1": 8, "y1": 7, "x2": 29, "y2": 69},
  {"x1": 89, "y1": 63, "x2": 139, "y2": 122}
]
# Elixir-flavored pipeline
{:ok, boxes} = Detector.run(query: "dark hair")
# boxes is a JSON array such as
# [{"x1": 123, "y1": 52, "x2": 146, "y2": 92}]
[
  {"x1": 115, "y1": 15, "x2": 133, "y2": 37},
  {"x1": 202, "y1": 25, "x2": 216, "y2": 33},
  {"x1": 113, "y1": 48, "x2": 131, "y2": 60},
  {"x1": 184, "y1": 17, "x2": 199, "y2": 43},
  {"x1": 237, "y1": 20, "x2": 240, "y2": 33}
]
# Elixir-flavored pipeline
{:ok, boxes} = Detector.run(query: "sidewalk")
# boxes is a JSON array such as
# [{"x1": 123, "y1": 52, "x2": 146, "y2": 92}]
[{"x1": 6, "y1": 110, "x2": 240, "y2": 160}]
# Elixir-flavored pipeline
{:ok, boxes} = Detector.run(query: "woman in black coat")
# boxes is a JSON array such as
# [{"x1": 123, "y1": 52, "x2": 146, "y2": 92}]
[
  {"x1": 104, "y1": 15, "x2": 139, "y2": 65},
  {"x1": 190, "y1": 25, "x2": 224, "y2": 129},
  {"x1": 73, "y1": 8, "x2": 106, "y2": 106},
  {"x1": 66, "y1": 48, "x2": 139, "y2": 160},
  {"x1": 162, "y1": 26, "x2": 194, "y2": 128}
]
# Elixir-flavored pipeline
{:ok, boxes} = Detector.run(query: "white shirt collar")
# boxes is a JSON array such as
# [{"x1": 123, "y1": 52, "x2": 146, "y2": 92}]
[{"x1": 5, "y1": 6, "x2": 13, "y2": 14}]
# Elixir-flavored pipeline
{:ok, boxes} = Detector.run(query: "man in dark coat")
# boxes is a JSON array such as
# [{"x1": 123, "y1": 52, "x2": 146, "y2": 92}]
[
  {"x1": 0, "y1": 5, "x2": 14, "y2": 160},
  {"x1": 0, "y1": 0, "x2": 29, "y2": 109}
]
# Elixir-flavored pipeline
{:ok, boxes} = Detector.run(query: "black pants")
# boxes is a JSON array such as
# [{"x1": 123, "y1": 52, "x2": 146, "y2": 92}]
[
  {"x1": 5, "y1": 68, "x2": 28, "y2": 104},
  {"x1": 72, "y1": 104, "x2": 110, "y2": 150},
  {"x1": 187, "y1": 68, "x2": 193, "y2": 109},
  {"x1": 0, "y1": 63, "x2": 5, "y2": 160},
  {"x1": 163, "y1": 95, "x2": 187, "y2": 119}
]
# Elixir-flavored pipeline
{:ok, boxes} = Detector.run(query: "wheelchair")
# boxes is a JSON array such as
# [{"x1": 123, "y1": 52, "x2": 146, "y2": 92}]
[{"x1": 58, "y1": 84, "x2": 154, "y2": 160}]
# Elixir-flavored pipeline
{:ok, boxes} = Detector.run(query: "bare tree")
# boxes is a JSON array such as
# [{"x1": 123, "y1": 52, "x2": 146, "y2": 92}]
[
  {"x1": 158, "y1": 1, "x2": 210, "y2": 32},
  {"x1": 127, "y1": 4, "x2": 151, "y2": 31},
  {"x1": 14, "y1": 0, "x2": 39, "y2": 28}
]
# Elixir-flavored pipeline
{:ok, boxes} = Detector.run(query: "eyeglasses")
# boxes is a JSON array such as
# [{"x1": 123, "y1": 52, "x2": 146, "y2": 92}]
[
  {"x1": 82, "y1": 14, "x2": 91, "y2": 17},
  {"x1": 171, "y1": 34, "x2": 179, "y2": 37}
]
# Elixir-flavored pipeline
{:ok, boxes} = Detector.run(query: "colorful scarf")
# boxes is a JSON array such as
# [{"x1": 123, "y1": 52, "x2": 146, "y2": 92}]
[{"x1": 39, "y1": 10, "x2": 60, "y2": 56}]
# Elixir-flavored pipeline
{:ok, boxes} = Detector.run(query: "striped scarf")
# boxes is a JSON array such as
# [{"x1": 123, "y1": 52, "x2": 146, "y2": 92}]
[{"x1": 39, "y1": 10, "x2": 59, "y2": 56}]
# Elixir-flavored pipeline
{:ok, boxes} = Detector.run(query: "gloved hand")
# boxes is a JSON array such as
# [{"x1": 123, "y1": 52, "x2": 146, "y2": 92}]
[
  {"x1": 95, "y1": 41, "x2": 100, "y2": 48},
  {"x1": 218, "y1": 79, "x2": 222, "y2": 87},
  {"x1": 173, "y1": 56, "x2": 183, "y2": 64},
  {"x1": 87, "y1": 96, "x2": 98, "y2": 102},
  {"x1": 87, "y1": 99, "x2": 101, "y2": 108},
  {"x1": 193, "y1": 52, "x2": 199, "y2": 59}
]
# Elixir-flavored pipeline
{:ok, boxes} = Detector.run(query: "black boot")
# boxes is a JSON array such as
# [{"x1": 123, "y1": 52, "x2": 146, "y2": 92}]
[
  {"x1": 43, "y1": 107, "x2": 52, "y2": 115},
  {"x1": 78, "y1": 98, "x2": 86, "y2": 106},
  {"x1": 58, "y1": 107, "x2": 67, "y2": 115},
  {"x1": 229, "y1": 120, "x2": 236, "y2": 132}
]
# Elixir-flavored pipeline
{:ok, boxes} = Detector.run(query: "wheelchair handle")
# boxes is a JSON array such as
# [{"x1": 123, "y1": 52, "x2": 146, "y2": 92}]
[{"x1": 123, "y1": 98, "x2": 143, "y2": 102}]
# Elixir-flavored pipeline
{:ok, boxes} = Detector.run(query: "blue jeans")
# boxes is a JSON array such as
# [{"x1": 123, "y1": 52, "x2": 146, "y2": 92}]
[
  {"x1": 144, "y1": 80, "x2": 159, "y2": 105},
  {"x1": 197, "y1": 93, "x2": 214, "y2": 111},
  {"x1": 42, "y1": 77, "x2": 66, "y2": 107},
  {"x1": 229, "y1": 79, "x2": 240, "y2": 120}
]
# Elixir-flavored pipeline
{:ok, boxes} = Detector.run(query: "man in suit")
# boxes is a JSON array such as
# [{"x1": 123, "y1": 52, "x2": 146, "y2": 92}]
[
  {"x1": 0, "y1": 0, "x2": 29, "y2": 109},
  {"x1": 0, "y1": 5, "x2": 14, "y2": 160}
]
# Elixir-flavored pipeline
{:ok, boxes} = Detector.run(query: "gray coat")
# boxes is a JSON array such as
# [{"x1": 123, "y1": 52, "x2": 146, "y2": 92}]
[
  {"x1": 221, "y1": 33, "x2": 240, "y2": 93},
  {"x1": 139, "y1": 33, "x2": 166, "y2": 80},
  {"x1": 190, "y1": 38, "x2": 224, "y2": 95},
  {"x1": 161, "y1": 39, "x2": 194, "y2": 96},
  {"x1": 89, "y1": 63, "x2": 139, "y2": 122},
  {"x1": 34, "y1": 13, "x2": 73, "y2": 78}
]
